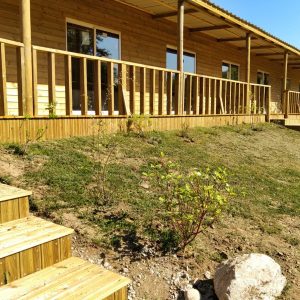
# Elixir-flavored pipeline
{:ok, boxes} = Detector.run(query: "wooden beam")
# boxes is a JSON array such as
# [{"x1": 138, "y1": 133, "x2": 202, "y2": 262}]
[
  {"x1": 190, "y1": 24, "x2": 231, "y2": 32},
  {"x1": 270, "y1": 58, "x2": 300, "y2": 62},
  {"x1": 218, "y1": 36, "x2": 257, "y2": 42},
  {"x1": 246, "y1": 33, "x2": 251, "y2": 111},
  {"x1": 255, "y1": 52, "x2": 284, "y2": 57},
  {"x1": 20, "y1": 0, "x2": 33, "y2": 116},
  {"x1": 283, "y1": 52, "x2": 288, "y2": 118},
  {"x1": 177, "y1": 0, "x2": 184, "y2": 115},
  {"x1": 238, "y1": 45, "x2": 276, "y2": 50},
  {"x1": 153, "y1": 8, "x2": 196, "y2": 19},
  {"x1": 287, "y1": 62, "x2": 300, "y2": 66}
]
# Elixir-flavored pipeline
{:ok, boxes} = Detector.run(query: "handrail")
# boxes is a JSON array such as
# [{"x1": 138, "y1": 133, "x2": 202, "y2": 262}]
[
  {"x1": 32, "y1": 45, "x2": 180, "y2": 74},
  {"x1": 184, "y1": 71, "x2": 271, "y2": 87},
  {"x1": 0, "y1": 38, "x2": 24, "y2": 47}
]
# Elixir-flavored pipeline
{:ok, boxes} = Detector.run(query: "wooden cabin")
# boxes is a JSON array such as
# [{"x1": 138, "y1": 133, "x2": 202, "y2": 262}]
[{"x1": 0, "y1": 0, "x2": 300, "y2": 142}]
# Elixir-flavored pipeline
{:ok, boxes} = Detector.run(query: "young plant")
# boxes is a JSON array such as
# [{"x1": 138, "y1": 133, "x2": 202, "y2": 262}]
[
  {"x1": 126, "y1": 114, "x2": 152, "y2": 137},
  {"x1": 144, "y1": 154, "x2": 235, "y2": 251},
  {"x1": 91, "y1": 120, "x2": 117, "y2": 207}
]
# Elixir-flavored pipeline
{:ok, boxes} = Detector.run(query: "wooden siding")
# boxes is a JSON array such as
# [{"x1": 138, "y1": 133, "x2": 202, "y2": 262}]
[
  {"x1": 0, "y1": 115, "x2": 265, "y2": 143},
  {"x1": 0, "y1": 0, "x2": 299, "y2": 115}
]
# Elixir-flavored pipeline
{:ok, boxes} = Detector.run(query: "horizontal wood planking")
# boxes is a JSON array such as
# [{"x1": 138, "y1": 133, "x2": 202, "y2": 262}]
[
  {"x1": 0, "y1": 197, "x2": 29, "y2": 223},
  {"x1": 0, "y1": 257, "x2": 130, "y2": 299},
  {"x1": 0, "y1": 115, "x2": 266, "y2": 143},
  {"x1": 0, "y1": 0, "x2": 300, "y2": 116},
  {"x1": 0, "y1": 235, "x2": 72, "y2": 286}
]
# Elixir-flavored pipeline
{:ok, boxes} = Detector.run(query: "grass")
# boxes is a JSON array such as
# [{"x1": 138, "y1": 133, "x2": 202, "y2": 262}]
[{"x1": 3, "y1": 123, "x2": 300, "y2": 250}]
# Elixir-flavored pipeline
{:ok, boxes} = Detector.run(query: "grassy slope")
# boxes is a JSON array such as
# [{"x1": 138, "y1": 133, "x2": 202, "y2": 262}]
[{"x1": 2, "y1": 123, "x2": 300, "y2": 297}]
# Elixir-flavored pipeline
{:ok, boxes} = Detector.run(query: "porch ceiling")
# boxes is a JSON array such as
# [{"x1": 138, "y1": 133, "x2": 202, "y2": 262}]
[{"x1": 115, "y1": 0, "x2": 300, "y2": 64}]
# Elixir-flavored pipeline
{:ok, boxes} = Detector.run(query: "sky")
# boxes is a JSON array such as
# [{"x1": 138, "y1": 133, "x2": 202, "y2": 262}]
[{"x1": 210, "y1": 0, "x2": 300, "y2": 49}]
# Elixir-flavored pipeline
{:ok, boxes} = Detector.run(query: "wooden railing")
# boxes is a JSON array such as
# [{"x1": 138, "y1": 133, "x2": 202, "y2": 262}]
[
  {"x1": 0, "y1": 39, "x2": 272, "y2": 118},
  {"x1": 183, "y1": 73, "x2": 271, "y2": 115},
  {"x1": 285, "y1": 91, "x2": 300, "y2": 117},
  {"x1": 0, "y1": 38, "x2": 25, "y2": 116},
  {"x1": 32, "y1": 45, "x2": 180, "y2": 117}
]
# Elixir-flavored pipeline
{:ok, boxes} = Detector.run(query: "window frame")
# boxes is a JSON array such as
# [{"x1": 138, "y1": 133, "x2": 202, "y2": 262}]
[
  {"x1": 257, "y1": 69, "x2": 270, "y2": 85},
  {"x1": 222, "y1": 60, "x2": 240, "y2": 81},
  {"x1": 166, "y1": 45, "x2": 197, "y2": 74},
  {"x1": 65, "y1": 18, "x2": 122, "y2": 59},
  {"x1": 65, "y1": 18, "x2": 122, "y2": 115}
]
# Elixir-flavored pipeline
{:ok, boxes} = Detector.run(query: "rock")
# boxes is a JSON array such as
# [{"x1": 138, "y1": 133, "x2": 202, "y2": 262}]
[
  {"x1": 214, "y1": 253, "x2": 287, "y2": 300},
  {"x1": 204, "y1": 271, "x2": 212, "y2": 279},
  {"x1": 184, "y1": 288, "x2": 201, "y2": 300}
]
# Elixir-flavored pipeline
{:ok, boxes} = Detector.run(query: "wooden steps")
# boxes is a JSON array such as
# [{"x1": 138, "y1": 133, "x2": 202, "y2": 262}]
[
  {"x1": 0, "y1": 257, "x2": 130, "y2": 300},
  {"x1": 0, "y1": 183, "x2": 31, "y2": 223},
  {"x1": 0, "y1": 184, "x2": 130, "y2": 299}
]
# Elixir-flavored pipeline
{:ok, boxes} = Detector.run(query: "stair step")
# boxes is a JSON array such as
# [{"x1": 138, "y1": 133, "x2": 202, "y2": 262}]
[
  {"x1": 0, "y1": 257, "x2": 131, "y2": 300},
  {"x1": 0, "y1": 216, "x2": 73, "y2": 285},
  {"x1": 0, "y1": 184, "x2": 31, "y2": 223}
]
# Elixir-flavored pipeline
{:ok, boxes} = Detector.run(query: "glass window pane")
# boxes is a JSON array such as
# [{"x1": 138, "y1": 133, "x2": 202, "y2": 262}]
[
  {"x1": 166, "y1": 48, "x2": 177, "y2": 71},
  {"x1": 67, "y1": 23, "x2": 94, "y2": 55},
  {"x1": 96, "y1": 30, "x2": 120, "y2": 59},
  {"x1": 166, "y1": 48, "x2": 196, "y2": 73},
  {"x1": 183, "y1": 52, "x2": 196, "y2": 73},
  {"x1": 257, "y1": 72, "x2": 263, "y2": 84},
  {"x1": 222, "y1": 63, "x2": 229, "y2": 79},
  {"x1": 231, "y1": 64, "x2": 239, "y2": 81},
  {"x1": 264, "y1": 73, "x2": 270, "y2": 85}
]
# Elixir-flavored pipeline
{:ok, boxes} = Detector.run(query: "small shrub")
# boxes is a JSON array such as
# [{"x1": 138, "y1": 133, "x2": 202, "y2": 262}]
[
  {"x1": 144, "y1": 154, "x2": 235, "y2": 251},
  {"x1": 126, "y1": 114, "x2": 152, "y2": 137}
]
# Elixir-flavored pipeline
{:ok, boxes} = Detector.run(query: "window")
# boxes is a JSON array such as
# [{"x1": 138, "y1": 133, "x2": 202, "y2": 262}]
[
  {"x1": 222, "y1": 62, "x2": 239, "y2": 81},
  {"x1": 166, "y1": 48, "x2": 196, "y2": 73},
  {"x1": 257, "y1": 71, "x2": 270, "y2": 85},
  {"x1": 67, "y1": 21, "x2": 120, "y2": 113}
]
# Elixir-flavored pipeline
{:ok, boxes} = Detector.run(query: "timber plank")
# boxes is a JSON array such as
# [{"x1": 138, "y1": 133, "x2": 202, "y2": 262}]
[{"x1": 0, "y1": 257, "x2": 130, "y2": 300}]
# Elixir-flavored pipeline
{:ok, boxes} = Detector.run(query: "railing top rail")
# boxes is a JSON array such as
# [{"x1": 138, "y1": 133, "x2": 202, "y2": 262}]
[
  {"x1": 288, "y1": 90, "x2": 300, "y2": 94},
  {"x1": 0, "y1": 38, "x2": 24, "y2": 47},
  {"x1": 32, "y1": 45, "x2": 180, "y2": 74},
  {"x1": 184, "y1": 72, "x2": 271, "y2": 87}
]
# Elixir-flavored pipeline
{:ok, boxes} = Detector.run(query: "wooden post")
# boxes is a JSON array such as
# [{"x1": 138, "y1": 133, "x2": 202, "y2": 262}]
[
  {"x1": 177, "y1": 0, "x2": 184, "y2": 115},
  {"x1": 246, "y1": 33, "x2": 251, "y2": 114},
  {"x1": 20, "y1": 0, "x2": 33, "y2": 116},
  {"x1": 283, "y1": 52, "x2": 289, "y2": 118}
]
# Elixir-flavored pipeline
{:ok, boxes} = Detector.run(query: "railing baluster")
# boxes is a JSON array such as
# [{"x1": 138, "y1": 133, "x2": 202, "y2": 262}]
[
  {"x1": 107, "y1": 61, "x2": 114, "y2": 116},
  {"x1": 213, "y1": 79, "x2": 217, "y2": 115},
  {"x1": 65, "y1": 55, "x2": 73, "y2": 116},
  {"x1": 130, "y1": 65, "x2": 136, "y2": 115},
  {"x1": 186, "y1": 75, "x2": 192, "y2": 115},
  {"x1": 93, "y1": 60, "x2": 101, "y2": 115},
  {"x1": 167, "y1": 72, "x2": 172, "y2": 115},
  {"x1": 16, "y1": 47, "x2": 25, "y2": 116},
  {"x1": 80, "y1": 57, "x2": 88, "y2": 116},
  {"x1": 224, "y1": 81, "x2": 228, "y2": 114},
  {"x1": 158, "y1": 70, "x2": 165, "y2": 115},
  {"x1": 202, "y1": 77, "x2": 206, "y2": 115},
  {"x1": 207, "y1": 78, "x2": 211, "y2": 115},
  {"x1": 32, "y1": 48, "x2": 38, "y2": 116},
  {"x1": 0, "y1": 43, "x2": 7, "y2": 116},
  {"x1": 193, "y1": 76, "x2": 199, "y2": 115},
  {"x1": 118, "y1": 63, "x2": 127, "y2": 115},
  {"x1": 140, "y1": 67, "x2": 146, "y2": 115},
  {"x1": 48, "y1": 52, "x2": 56, "y2": 116},
  {"x1": 150, "y1": 69, "x2": 156, "y2": 115}
]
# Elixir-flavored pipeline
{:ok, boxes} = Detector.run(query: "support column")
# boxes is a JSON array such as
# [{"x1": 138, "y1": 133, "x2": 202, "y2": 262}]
[
  {"x1": 177, "y1": 0, "x2": 184, "y2": 115},
  {"x1": 283, "y1": 52, "x2": 289, "y2": 118},
  {"x1": 20, "y1": 0, "x2": 33, "y2": 116},
  {"x1": 246, "y1": 33, "x2": 251, "y2": 113}
]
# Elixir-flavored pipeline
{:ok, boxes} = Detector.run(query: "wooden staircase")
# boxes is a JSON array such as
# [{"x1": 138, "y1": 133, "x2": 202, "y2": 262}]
[{"x1": 0, "y1": 184, "x2": 130, "y2": 299}]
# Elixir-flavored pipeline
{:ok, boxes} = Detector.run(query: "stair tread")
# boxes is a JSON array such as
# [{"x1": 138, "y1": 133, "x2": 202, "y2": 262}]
[
  {"x1": 0, "y1": 184, "x2": 32, "y2": 202},
  {"x1": 0, "y1": 256, "x2": 130, "y2": 300},
  {"x1": 0, "y1": 216, "x2": 73, "y2": 258}
]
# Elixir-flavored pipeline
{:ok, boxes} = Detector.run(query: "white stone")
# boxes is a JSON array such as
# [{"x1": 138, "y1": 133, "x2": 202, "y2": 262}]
[
  {"x1": 184, "y1": 288, "x2": 201, "y2": 300},
  {"x1": 214, "y1": 253, "x2": 287, "y2": 300}
]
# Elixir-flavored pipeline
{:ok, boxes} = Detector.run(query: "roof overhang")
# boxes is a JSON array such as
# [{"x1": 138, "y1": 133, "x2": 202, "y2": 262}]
[{"x1": 115, "y1": 0, "x2": 300, "y2": 64}]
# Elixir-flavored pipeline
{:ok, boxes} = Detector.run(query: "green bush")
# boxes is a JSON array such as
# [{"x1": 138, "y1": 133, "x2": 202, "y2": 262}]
[{"x1": 144, "y1": 154, "x2": 235, "y2": 251}]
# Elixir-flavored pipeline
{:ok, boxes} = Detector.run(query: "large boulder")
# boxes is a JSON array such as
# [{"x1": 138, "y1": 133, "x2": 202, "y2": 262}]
[{"x1": 214, "y1": 253, "x2": 286, "y2": 300}]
